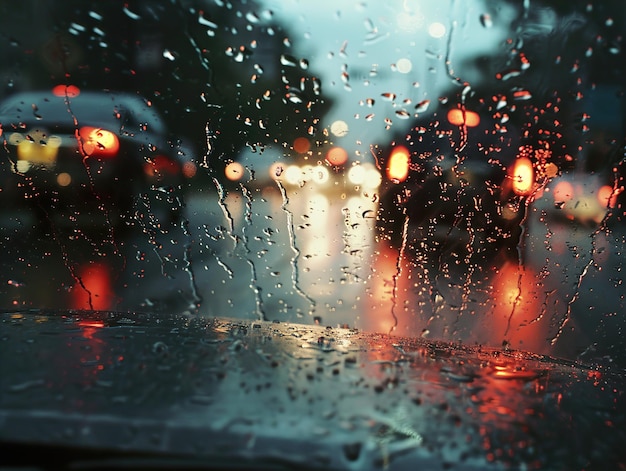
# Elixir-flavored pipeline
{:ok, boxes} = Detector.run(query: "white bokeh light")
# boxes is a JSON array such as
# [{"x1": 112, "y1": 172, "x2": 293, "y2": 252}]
[{"x1": 428, "y1": 22, "x2": 446, "y2": 38}]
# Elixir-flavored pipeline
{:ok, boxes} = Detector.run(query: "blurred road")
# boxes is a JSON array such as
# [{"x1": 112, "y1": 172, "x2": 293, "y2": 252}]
[{"x1": 1, "y1": 184, "x2": 624, "y2": 362}]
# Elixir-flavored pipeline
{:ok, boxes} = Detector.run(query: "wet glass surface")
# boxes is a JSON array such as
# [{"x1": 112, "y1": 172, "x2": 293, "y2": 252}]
[
  {"x1": 2, "y1": 311, "x2": 625, "y2": 469},
  {"x1": 0, "y1": 0, "x2": 625, "y2": 469}
]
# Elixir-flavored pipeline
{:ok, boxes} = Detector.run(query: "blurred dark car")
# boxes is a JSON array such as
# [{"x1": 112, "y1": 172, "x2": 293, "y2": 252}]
[
  {"x1": 0, "y1": 86, "x2": 197, "y2": 228},
  {"x1": 376, "y1": 103, "x2": 544, "y2": 266}
]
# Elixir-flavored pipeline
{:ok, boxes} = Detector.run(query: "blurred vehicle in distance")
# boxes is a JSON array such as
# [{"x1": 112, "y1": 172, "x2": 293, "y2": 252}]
[
  {"x1": 227, "y1": 141, "x2": 382, "y2": 195},
  {"x1": 536, "y1": 170, "x2": 623, "y2": 226},
  {"x1": 534, "y1": 132, "x2": 625, "y2": 228},
  {"x1": 375, "y1": 100, "x2": 534, "y2": 266},
  {"x1": 0, "y1": 86, "x2": 197, "y2": 229}
]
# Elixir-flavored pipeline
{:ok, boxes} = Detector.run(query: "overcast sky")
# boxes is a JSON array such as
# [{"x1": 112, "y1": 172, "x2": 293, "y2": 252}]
[{"x1": 261, "y1": 0, "x2": 518, "y2": 158}]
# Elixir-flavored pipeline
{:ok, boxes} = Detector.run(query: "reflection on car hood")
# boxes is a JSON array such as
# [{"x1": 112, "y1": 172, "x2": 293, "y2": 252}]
[{"x1": 1, "y1": 310, "x2": 624, "y2": 470}]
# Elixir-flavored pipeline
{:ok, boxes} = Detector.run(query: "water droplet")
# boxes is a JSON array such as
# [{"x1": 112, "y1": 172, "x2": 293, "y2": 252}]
[
  {"x1": 245, "y1": 11, "x2": 260, "y2": 24},
  {"x1": 381, "y1": 92, "x2": 396, "y2": 101},
  {"x1": 395, "y1": 110, "x2": 410, "y2": 119},
  {"x1": 280, "y1": 54, "x2": 297, "y2": 67},
  {"x1": 512, "y1": 89, "x2": 532, "y2": 100},
  {"x1": 496, "y1": 69, "x2": 521, "y2": 81},
  {"x1": 286, "y1": 90, "x2": 304, "y2": 104},
  {"x1": 480, "y1": 13, "x2": 493, "y2": 28},
  {"x1": 122, "y1": 5, "x2": 141, "y2": 20},
  {"x1": 7, "y1": 279, "x2": 26, "y2": 288},
  {"x1": 414, "y1": 99, "x2": 431, "y2": 113},
  {"x1": 198, "y1": 13, "x2": 218, "y2": 29},
  {"x1": 152, "y1": 341, "x2": 169, "y2": 356}
]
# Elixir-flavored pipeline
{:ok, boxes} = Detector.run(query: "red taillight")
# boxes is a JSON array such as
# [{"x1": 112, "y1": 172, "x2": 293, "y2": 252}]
[
  {"x1": 52, "y1": 84, "x2": 80, "y2": 97},
  {"x1": 78, "y1": 127, "x2": 120, "y2": 157},
  {"x1": 144, "y1": 155, "x2": 180, "y2": 178},
  {"x1": 71, "y1": 263, "x2": 113, "y2": 311}
]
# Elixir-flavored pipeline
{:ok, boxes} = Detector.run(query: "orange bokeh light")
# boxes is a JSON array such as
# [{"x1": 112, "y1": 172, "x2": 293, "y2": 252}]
[
  {"x1": 79, "y1": 127, "x2": 120, "y2": 157},
  {"x1": 224, "y1": 161, "x2": 245, "y2": 181},
  {"x1": 182, "y1": 161, "x2": 197, "y2": 178},
  {"x1": 552, "y1": 180, "x2": 574, "y2": 203},
  {"x1": 447, "y1": 108, "x2": 480, "y2": 127},
  {"x1": 488, "y1": 262, "x2": 547, "y2": 353},
  {"x1": 386, "y1": 145, "x2": 410, "y2": 183},
  {"x1": 511, "y1": 156, "x2": 534, "y2": 195},
  {"x1": 293, "y1": 137, "x2": 310, "y2": 154},
  {"x1": 597, "y1": 184, "x2": 619, "y2": 209},
  {"x1": 326, "y1": 146, "x2": 348, "y2": 166}
]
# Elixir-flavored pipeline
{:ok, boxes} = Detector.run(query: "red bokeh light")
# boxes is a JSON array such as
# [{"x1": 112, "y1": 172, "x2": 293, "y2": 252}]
[
  {"x1": 293, "y1": 137, "x2": 310, "y2": 154},
  {"x1": 326, "y1": 146, "x2": 348, "y2": 166},
  {"x1": 71, "y1": 263, "x2": 114, "y2": 311},
  {"x1": 52, "y1": 84, "x2": 81, "y2": 97}
]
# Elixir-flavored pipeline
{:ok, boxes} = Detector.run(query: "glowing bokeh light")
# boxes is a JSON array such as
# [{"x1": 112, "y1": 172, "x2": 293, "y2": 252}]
[
  {"x1": 330, "y1": 120, "x2": 349, "y2": 137},
  {"x1": 386, "y1": 145, "x2": 410, "y2": 183},
  {"x1": 348, "y1": 165, "x2": 366, "y2": 185},
  {"x1": 447, "y1": 108, "x2": 480, "y2": 127},
  {"x1": 284, "y1": 165, "x2": 303, "y2": 185},
  {"x1": 52, "y1": 84, "x2": 80, "y2": 97},
  {"x1": 552, "y1": 180, "x2": 574, "y2": 203},
  {"x1": 293, "y1": 136, "x2": 310, "y2": 153},
  {"x1": 428, "y1": 22, "x2": 446, "y2": 38},
  {"x1": 511, "y1": 157, "x2": 534, "y2": 195},
  {"x1": 79, "y1": 127, "x2": 120, "y2": 157},
  {"x1": 597, "y1": 184, "x2": 619, "y2": 209},
  {"x1": 224, "y1": 161, "x2": 245, "y2": 181},
  {"x1": 71, "y1": 263, "x2": 114, "y2": 311},
  {"x1": 396, "y1": 58, "x2": 412, "y2": 74},
  {"x1": 56, "y1": 172, "x2": 72, "y2": 187},
  {"x1": 326, "y1": 146, "x2": 348, "y2": 166}
]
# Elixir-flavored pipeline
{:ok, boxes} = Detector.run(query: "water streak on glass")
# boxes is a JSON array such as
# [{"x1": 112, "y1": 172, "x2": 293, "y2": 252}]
[{"x1": 276, "y1": 180, "x2": 316, "y2": 315}]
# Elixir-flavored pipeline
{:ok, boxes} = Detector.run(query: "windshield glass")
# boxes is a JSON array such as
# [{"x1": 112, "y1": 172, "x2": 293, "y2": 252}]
[{"x1": 0, "y1": 0, "x2": 624, "y2": 468}]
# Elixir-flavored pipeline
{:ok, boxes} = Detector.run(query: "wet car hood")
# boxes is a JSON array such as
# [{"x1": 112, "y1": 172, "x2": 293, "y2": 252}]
[{"x1": 1, "y1": 310, "x2": 624, "y2": 470}]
